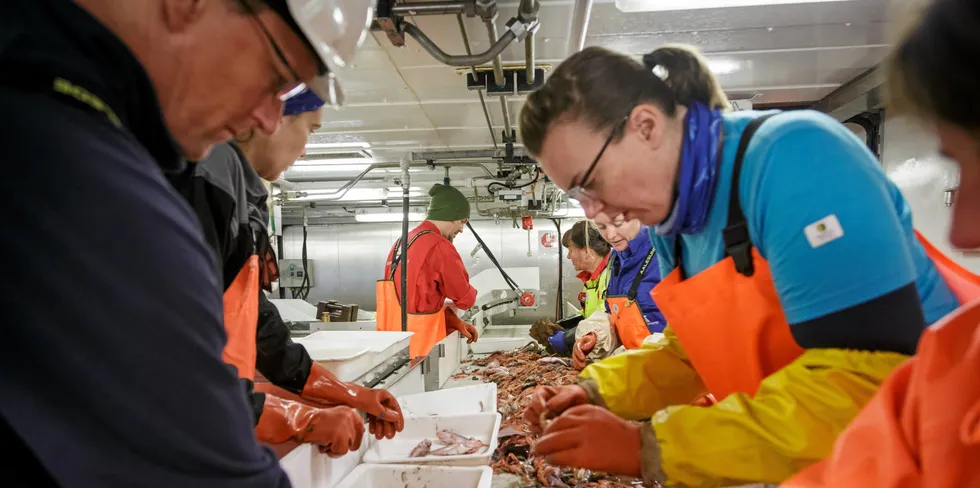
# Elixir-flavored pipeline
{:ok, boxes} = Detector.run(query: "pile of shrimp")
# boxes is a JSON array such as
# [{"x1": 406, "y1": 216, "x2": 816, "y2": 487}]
[{"x1": 454, "y1": 345, "x2": 645, "y2": 488}]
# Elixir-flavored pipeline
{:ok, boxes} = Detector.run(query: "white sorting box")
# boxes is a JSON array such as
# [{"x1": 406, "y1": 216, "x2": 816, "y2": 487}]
[
  {"x1": 398, "y1": 383, "x2": 497, "y2": 417},
  {"x1": 297, "y1": 331, "x2": 412, "y2": 382},
  {"x1": 334, "y1": 465, "x2": 492, "y2": 488},
  {"x1": 362, "y1": 413, "x2": 501, "y2": 467},
  {"x1": 278, "y1": 430, "x2": 372, "y2": 488}
]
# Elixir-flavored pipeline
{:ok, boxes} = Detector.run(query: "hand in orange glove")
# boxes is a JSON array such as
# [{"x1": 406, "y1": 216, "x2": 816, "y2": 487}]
[
  {"x1": 523, "y1": 385, "x2": 591, "y2": 435},
  {"x1": 302, "y1": 363, "x2": 404, "y2": 440},
  {"x1": 460, "y1": 323, "x2": 479, "y2": 343},
  {"x1": 255, "y1": 394, "x2": 365, "y2": 456},
  {"x1": 445, "y1": 308, "x2": 478, "y2": 343},
  {"x1": 572, "y1": 332, "x2": 598, "y2": 370},
  {"x1": 533, "y1": 404, "x2": 642, "y2": 478}
]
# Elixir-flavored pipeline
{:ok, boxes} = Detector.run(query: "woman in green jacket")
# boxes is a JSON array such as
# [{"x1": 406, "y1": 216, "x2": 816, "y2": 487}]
[{"x1": 531, "y1": 220, "x2": 612, "y2": 355}]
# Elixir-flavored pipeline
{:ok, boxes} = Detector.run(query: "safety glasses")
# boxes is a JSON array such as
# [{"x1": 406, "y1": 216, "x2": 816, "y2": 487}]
[
  {"x1": 239, "y1": 0, "x2": 304, "y2": 98},
  {"x1": 566, "y1": 115, "x2": 630, "y2": 207}
]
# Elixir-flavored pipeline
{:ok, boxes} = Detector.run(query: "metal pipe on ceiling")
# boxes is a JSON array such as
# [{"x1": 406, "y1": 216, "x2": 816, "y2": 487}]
[
  {"x1": 566, "y1": 0, "x2": 594, "y2": 54},
  {"x1": 282, "y1": 162, "x2": 498, "y2": 203},
  {"x1": 518, "y1": 0, "x2": 538, "y2": 84},
  {"x1": 411, "y1": 149, "x2": 527, "y2": 160},
  {"x1": 483, "y1": 17, "x2": 513, "y2": 141},
  {"x1": 457, "y1": 13, "x2": 498, "y2": 148},
  {"x1": 391, "y1": 1, "x2": 467, "y2": 16},
  {"x1": 484, "y1": 19, "x2": 507, "y2": 87},
  {"x1": 403, "y1": 22, "x2": 516, "y2": 67}
]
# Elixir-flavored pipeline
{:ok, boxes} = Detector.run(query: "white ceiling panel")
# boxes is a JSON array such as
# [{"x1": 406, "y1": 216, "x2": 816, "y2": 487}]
[
  {"x1": 585, "y1": 0, "x2": 890, "y2": 34},
  {"x1": 309, "y1": 0, "x2": 891, "y2": 160},
  {"x1": 355, "y1": 128, "x2": 446, "y2": 148},
  {"x1": 320, "y1": 104, "x2": 434, "y2": 132},
  {"x1": 398, "y1": 65, "x2": 481, "y2": 100},
  {"x1": 437, "y1": 127, "x2": 507, "y2": 147},
  {"x1": 589, "y1": 22, "x2": 888, "y2": 55},
  {"x1": 421, "y1": 100, "x2": 505, "y2": 129}
]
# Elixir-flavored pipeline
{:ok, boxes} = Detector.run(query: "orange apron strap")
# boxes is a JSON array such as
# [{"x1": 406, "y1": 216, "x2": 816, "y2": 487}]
[
  {"x1": 222, "y1": 255, "x2": 260, "y2": 380},
  {"x1": 915, "y1": 230, "x2": 980, "y2": 303},
  {"x1": 608, "y1": 297, "x2": 650, "y2": 350}
]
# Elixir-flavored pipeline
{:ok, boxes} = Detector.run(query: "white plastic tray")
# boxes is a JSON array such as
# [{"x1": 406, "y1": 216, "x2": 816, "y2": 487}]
[
  {"x1": 302, "y1": 344, "x2": 370, "y2": 362},
  {"x1": 278, "y1": 429, "x2": 372, "y2": 488},
  {"x1": 398, "y1": 384, "x2": 497, "y2": 417},
  {"x1": 362, "y1": 413, "x2": 501, "y2": 467},
  {"x1": 335, "y1": 464, "x2": 492, "y2": 488},
  {"x1": 297, "y1": 331, "x2": 412, "y2": 382}
]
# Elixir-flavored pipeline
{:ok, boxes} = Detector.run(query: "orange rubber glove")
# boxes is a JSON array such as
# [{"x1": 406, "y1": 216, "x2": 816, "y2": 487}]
[
  {"x1": 533, "y1": 404, "x2": 642, "y2": 478},
  {"x1": 446, "y1": 308, "x2": 479, "y2": 343},
  {"x1": 523, "y1": 385, "x2": 591, "y2": 435},
  {"x1": 572, "y1": 332, "x2": 598, "y2": 370},
  {"x1": 255, "y1": 394, "x2": 364, "y2": 456},
  {"x1": 302, "y1": 363, "x2": 404, "y2": 440}
]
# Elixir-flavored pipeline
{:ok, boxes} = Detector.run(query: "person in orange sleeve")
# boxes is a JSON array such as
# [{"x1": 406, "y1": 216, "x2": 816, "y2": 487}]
[
  {"x1": 376, "y1": 184, "x2": 480, "y2": 357},
  {"x1": 782, "y1": 0, "x2": 980, "y2": 485}
]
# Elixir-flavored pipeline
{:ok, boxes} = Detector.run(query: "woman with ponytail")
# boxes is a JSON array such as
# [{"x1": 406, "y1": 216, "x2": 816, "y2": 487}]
[{"x1": 519, "y1": 44, "x2": 967, "y2": 486}]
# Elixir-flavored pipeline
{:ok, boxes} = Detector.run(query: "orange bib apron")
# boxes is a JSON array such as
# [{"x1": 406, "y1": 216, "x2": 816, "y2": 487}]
[
  {"x1": 607, "y1": 248, "x2": 657, "y2": 350},
  {"x1": 651, "y1": 114, "x2": 802, "y2": 400},
  {"x1": 223, "y1": 255, "x2": 259, "y2": 380},
  {"x1": 376, "y1": 230, "x2": 448, "y2": 358},
  {"x1": 652, "y1": 114, "x2": 980, "y2": 402}
]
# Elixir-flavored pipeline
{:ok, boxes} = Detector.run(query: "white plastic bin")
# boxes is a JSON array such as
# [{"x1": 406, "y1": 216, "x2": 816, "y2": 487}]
[
  {"x1": 362, "y1": 413, "x2": 501, "y2": 467},
  {"x1": 278, "y1": 430, "x2": 372, "y2": 488},
  {"x1": 297, "y1": 331, "x2": 412, "y2": 382},
  {"x1": 398, "y1": 384, "x2": 497, "y2": 417},
  {"x1": 334, "y1": 464, "x2": 492, "y2": 488}
]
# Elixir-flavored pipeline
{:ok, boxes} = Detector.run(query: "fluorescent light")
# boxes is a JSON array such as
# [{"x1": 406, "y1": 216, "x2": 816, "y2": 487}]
[
  {"x1": 289, "y1": 163, "x2": 371, "y2": 173},
  {"x1": 305, "y1": 142, "x2": 370, "y2": 150},
  {"x1": 615, "y1": 0, "x2": 850, "y2": 13},
  {"x1": 354, "y1": 213, "x2": 427, "y2": 223},
  {"x1": 293, "y1": 157, "x2": 374, "y2": 167},
  {"x1": 707, "y1": 59, "x2": 741, "y2": 75}
]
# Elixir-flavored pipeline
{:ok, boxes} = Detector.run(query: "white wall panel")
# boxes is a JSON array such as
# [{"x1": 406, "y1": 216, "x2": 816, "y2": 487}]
[
  {"x1": 283, "y1": 219, "x2": 585, "y2": 323},
  {"x1": 882, "y1": 116, "x2": 980, "y2": 272}
]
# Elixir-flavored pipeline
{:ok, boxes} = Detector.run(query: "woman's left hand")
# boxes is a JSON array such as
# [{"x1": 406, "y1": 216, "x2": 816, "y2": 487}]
[{"x1": 532, "y1": 404, "x2": 642, "y2": 478}]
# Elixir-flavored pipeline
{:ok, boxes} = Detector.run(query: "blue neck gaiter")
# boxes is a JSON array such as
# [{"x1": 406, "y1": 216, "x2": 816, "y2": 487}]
[{"x1": 655, "y1": 101, "x2": 724, "y2": 236}]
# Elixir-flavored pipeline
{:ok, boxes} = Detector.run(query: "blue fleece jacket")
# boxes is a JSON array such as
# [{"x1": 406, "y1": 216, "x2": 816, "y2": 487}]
[{"x1": 605, "y1": 226, "x2": 666, "y2": 333}]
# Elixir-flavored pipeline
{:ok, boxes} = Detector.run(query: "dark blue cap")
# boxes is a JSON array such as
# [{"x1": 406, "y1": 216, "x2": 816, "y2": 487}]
[{"x1": 283, "y1": 88, "x2": 325, "y2": 117}]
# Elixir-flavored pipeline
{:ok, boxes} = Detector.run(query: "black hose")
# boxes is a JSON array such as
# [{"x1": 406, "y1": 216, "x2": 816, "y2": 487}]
[
  {"x1": 487, "y1": 168, "x2": 540, "y2": 194},
  {"x1": 466, "y1": 222, "x2": 520, "y2": 292},
  {"x1": 552, "y1": 218, "x2": 563, "y2": 318}
]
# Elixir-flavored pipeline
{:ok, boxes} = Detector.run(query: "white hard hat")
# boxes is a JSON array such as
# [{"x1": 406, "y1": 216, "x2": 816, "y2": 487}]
[{"x1": 274, "y1": 0, "x2": 375, "y2": 106}]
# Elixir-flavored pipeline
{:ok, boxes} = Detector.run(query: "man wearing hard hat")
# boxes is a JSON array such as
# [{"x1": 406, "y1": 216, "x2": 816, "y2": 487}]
[
  {"x1": 377, "y1": 184, "x2": 481, "y2": 357},
  {"x1": 0, "y1": 0, "x2": 373, "y2": 485}
]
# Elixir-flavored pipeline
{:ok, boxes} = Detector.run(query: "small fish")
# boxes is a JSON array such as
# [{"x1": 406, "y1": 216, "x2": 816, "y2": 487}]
[
  {"x1": 429, "y1": 443, "x2": 467, "y2": 456},
  {"x1": 409, "y1": 439, "x2": 431, "y2": 458}
]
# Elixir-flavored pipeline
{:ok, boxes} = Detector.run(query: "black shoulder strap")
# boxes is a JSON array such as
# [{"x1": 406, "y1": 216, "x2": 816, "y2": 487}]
[
  {"x1": 627, "y1": 248, "x2": 657, "y2": 302},
  {"x1": 387, "y1": 230, "x2": 433, "y2": 281},
  {"x1": 723, "y1": 113, "x2": 778, "y2": 277}
]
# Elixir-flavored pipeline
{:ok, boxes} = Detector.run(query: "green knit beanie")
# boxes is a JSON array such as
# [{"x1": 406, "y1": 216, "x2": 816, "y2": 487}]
[{"x1": 426, "y1": 184, "x2": 470, "y2": 221}]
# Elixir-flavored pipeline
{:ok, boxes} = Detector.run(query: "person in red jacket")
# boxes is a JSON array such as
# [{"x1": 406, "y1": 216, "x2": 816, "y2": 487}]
[
  {"x1": 780, "y1": 0, "x2": 980, "y2": 485},
  {"x1": 377, "y1": 184, "x2": 480, "y2": 357}
]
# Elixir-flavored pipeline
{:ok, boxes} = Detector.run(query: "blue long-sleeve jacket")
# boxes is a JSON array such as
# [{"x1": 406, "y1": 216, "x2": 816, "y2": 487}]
[{"x1": 605, "y1": 226, "x2": 666, "y2": 333}]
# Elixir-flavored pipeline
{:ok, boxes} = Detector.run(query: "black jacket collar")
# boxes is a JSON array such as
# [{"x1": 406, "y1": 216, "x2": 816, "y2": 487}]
[{"x1": 0, "y1": 0, "x2": 183, "y2": 172}]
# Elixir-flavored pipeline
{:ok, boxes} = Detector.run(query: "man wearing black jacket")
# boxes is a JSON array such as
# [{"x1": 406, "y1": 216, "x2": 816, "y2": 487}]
[
  {"x1": 170, "y1": 89, "x2": 404, "y2": 452},
  {"x1": 0, "y1": 0, "x2": 373, "y2": 485}
]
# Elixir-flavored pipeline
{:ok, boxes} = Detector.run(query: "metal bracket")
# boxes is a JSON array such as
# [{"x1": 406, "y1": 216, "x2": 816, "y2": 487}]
[
  {"x1": 466, "y1": 65, "x2": 545, "y2": 95},
  {"x1": 375, "y1": 0, "x2": 406, "y2": 47}
]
